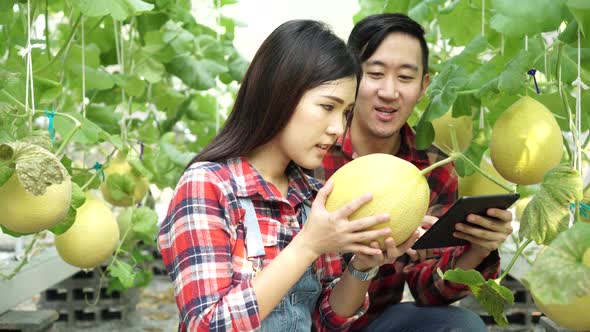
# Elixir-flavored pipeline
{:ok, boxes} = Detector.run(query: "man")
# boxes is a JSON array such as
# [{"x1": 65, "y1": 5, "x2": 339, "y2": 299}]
[{"x1": 315, "y1": 13, "x2": 514, "y2": 331}]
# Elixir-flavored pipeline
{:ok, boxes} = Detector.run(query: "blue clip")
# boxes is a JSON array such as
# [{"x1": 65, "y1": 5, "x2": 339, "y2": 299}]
[
  {"x1": 45, "y1": 109, "x2": 55, "y2": 143},
  {"x1": 92, "y1": 162, "x2": 105, "y2": 182},
  {"x1": 527, "y1": 68, "x2": 540, "y2": 94},
  {"x1": 570, "y1": 202, "x2": 590, "y2": 218}
]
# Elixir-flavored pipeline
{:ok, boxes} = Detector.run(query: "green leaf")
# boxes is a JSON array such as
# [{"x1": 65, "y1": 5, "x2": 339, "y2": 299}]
[
  {"x1": 153, "y1": 83, "x2": 186, "y2": 114},
  {"x1": 167, "y1": 56, "x2": 228, "y2": 91},
  {"x1": 439, "y1": 0, "x2": 491, "y2": 46},
  {"x1": 0, "y1": 225, "x2": 33, "y2": 237},
  {"x1": 408, "y1": 0, "x2": 446, "y2": 25},
  {"x1": 109, "y1": 260, "x2": 135, "y2": 289},
  {"x1": 66, "y1": 44, "x2": 101, "y2": 70},
  {"x1": 113, "y1": 74, "x2": 146, "y2": 97},
  {"x1": 439, "y1": 267, "x2": 485, "y2": 285},
  {"x1": 39, "y1": 87, "x2": 63, "y2": 104},
  {"x1": 133, "y1": 53, "x2": 165, "y2": 83},
  {"x1": 440, "y1": 268, "x2": 514, "y2": 326},
  {"x1": 424, "y1": 63, "x2": 469, "y2": 121},
  {"x1": 131, "y1": 206, "x2": 158, "y2": 243},
  {"x1": 0, "y1": 163, "x2": 15, "y2": 187},
  {"x1": 70, "y1": 0, "x2": 155, "y2": 20},
  {"x1": 86, "y1": 105, "x2": 122, "y2": 135},
  {"x1": 5, "y1": 142, "x2": 68, "y2": 196},
  {"x1": 128, "y1": 159, "x2": 153, "y2": 180},
  {"x1": 354, "y1": 0, "x2": 412, "y2": 22},
  {"x1": 522, "y1": 222, "x2": 590, "y2": 304},
  {"x1": 70, "y1": 182, "x2": 86, "y2": 209},
  {"x1": 106, "y1": 173, "x2": 137, "y2": 201},
  {"x1": 160, "y1": 142, "x2": 196, "y2": 168},
  {"x1": 117, "y1": 207, "x2": 134, "y2": 243},
  {"x1": 520, "y1": 164, "x2": 583, "y2": 245},
  {"x1": 415, "y1": 63, "x2": 468, "y2": 149},
  {"x1": 567, "y1": 0, "x2": 590, "y2": 38},
  {"x1": 69, "y1": 65, "x2": 115, "y2": 91},
  {"x1": 531, "y1": 93, "x2": 580, "y2": 132},
  {"x1": 227, "y1": 49, "x2": 249, "y2": 82},
  {"x1": 497, "y1": 50, "x2": 539, "y2": 94},
  {"x1": 490, "y1": 0, "x2": 568, "y2": 37},
  {"x1": 186, "y1": 94, "x2": 217, "y2": 122},
  {"x1": 454, "y1": 129, "x2": 490, "y2": 177},
  {"x1": 414, "y1": 120, "x2": 435, "y2": 151},
  {"x1": 54, "y1": 113, "x2": 109, "y2": 145},
  {"x1": 0, "y1": 0, "x2": 14, "y2": 25}
]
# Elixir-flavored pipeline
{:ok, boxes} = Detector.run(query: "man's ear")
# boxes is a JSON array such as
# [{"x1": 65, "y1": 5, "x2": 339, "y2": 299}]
[{"x1": 418, "y1": 73, "x2": 430, "y2": 101}]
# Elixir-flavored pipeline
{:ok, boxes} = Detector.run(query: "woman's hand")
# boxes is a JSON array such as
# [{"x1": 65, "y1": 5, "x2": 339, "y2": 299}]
[
  {"x1": 298, "y1": 180, "x2": 392, "y2": 257},
  {"x1": 350, "y1": 230, "x2": 420, "y2": 271},
  {"x1": 453, "y1": 208, "x2": 513, "y2": 257}
]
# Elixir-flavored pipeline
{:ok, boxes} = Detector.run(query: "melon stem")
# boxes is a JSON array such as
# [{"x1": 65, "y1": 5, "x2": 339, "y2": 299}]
[
  {"x1": 456, "y1": 154, "x2": 515, "y2": 193},
  {"x1": 419, "y1": 154, "x2": 459, "y2": 176},
  {"x1": 0, "y1": 232, "x2": 43, "y2": 280},
  {"x1": 497, "y1": 238, "x2": 533, "y2": 283}
]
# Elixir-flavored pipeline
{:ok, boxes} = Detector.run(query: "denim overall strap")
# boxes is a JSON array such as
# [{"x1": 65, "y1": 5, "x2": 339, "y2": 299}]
[
  {"x1": 239, "y1": 198, "x2": 266, "y2": 259},
  {"x1": 239, "y1": 198, "x2": 321, "y2": 332}
]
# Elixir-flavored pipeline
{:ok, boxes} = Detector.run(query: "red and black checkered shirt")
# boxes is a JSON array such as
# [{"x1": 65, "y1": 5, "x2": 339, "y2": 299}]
[
  {"x1": 316, "y1": 124, "x2": 500, "y2": 330},
  {"x1": 158, "y1": 157, "x2": 369, "y2": 331}
]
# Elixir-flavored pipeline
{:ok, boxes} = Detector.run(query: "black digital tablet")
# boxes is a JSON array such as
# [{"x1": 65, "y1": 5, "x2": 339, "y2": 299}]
[{"x1": 411, "y1": 193, "x2": 520, "y2": 249}]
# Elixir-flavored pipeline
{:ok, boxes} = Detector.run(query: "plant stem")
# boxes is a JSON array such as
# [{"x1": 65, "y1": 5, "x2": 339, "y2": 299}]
[
  {"x1": 497, "y1": 239, "x2": 533, "y2": 283},
  {"x1": 45, "y1": 0, "x2": 51, "y2": 61},
  {"x1": 0, "y1": 233, "x2": 43, "y2": 280},
  {"x1": 458, "y1": 154, "x2": 515, "y2": 193},
  {"x1": 34, "y1": 14, "x2": 81, "y2": 74},
  {"x1": 80, "y1": 149, "x2": 117, "y2": 191},
  {"x1": 420, "y1": 154, "x2": 459, "y2": 176},
  {"x1": 456, "y1": 89, "x2": 479, "y2": 96}
]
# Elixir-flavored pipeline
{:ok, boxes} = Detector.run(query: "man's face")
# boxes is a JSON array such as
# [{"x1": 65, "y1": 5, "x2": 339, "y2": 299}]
[{"x1": 353, "y1": 32, "x2": 429, "y2": 140}]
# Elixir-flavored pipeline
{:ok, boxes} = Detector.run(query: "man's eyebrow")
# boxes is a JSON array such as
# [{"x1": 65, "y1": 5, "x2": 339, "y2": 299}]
[
  {"x1": 365, "y1": 60, "x2": 386, "y2": 67},
  {"x1": 321, "y1": 95, "x2": 344, "y2": 104},
  {"x1": 365, "y1": 60, "x2": 419, "y2": 73}
]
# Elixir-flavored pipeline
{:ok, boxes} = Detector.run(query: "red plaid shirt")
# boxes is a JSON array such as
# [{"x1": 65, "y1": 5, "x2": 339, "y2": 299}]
[
  {"x1": 158, "y1": 157, "x2": 369, "y2": 331},
  {"x1": 316, "y1": 124, "x2": 500, "y2": 330}
]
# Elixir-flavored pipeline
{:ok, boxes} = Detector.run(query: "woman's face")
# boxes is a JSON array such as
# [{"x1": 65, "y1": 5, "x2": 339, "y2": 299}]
[{"x1": 275, "y1": 76, "x2": 357, "y2": 169}]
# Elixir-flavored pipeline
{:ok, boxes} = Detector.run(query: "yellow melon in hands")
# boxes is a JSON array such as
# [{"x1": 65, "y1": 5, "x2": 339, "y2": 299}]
[
  {"x1": 325, "y1": 154, "x2": 430, "y2": 247},
  {"x1": 490, "y1": 96, "x2": 563, "y2": 185}
]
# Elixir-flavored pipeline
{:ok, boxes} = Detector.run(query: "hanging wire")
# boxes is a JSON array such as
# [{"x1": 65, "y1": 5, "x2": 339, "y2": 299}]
[
  {"x1": 81, "y1": 15, "x2": 86, "y2": 118},
  {"x1": 573, "y1": 26, "x2": 588, "y2": 174},
  {"x1": 215, "y1": 0, "x2": 221, "y2": 133},
  {"x1": 481, "y1": 0, "x2": 485, "y2": 36},
  {"x1": 23, "y1": 0, "x2": 37, "y2": 130},
  {"x1": 479, "y1": 106, "x2": 484, "y2": 130}
]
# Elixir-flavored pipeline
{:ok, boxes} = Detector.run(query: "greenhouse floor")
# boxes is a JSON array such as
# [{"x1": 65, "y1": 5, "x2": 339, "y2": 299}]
[{"x1": 10, "y1": 273, "x2": 552, "y2": 332}]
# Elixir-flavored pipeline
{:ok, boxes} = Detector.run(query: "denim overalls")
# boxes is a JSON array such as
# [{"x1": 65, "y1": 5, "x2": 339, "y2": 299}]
[{"x1": 239, "y1": 198, "x2": 322, "y2": 332}]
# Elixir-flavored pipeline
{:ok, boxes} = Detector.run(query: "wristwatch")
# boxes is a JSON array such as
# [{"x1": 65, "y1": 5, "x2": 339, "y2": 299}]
[{"x1": 347, "y1": 258, "x2": 379, "y2": 281}]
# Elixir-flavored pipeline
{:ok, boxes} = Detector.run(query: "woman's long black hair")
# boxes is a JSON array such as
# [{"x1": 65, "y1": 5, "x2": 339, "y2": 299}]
[{"x1": 188, "y1": 19, "x2": 362, "y2": 166}]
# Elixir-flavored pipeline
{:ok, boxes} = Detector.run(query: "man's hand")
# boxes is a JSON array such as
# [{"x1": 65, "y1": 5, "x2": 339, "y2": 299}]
[
  {"x1": 406, "y1": 215, "x2": 438, "y2": 262},
  {"x1": 453, "y1": 208, "x2": 513, "y2": 257}
]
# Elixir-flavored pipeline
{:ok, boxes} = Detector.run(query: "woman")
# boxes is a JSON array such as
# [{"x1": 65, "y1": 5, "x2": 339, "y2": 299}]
[{"x1": 158, "y1": 20, "x2": 419, "y2": 332}]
